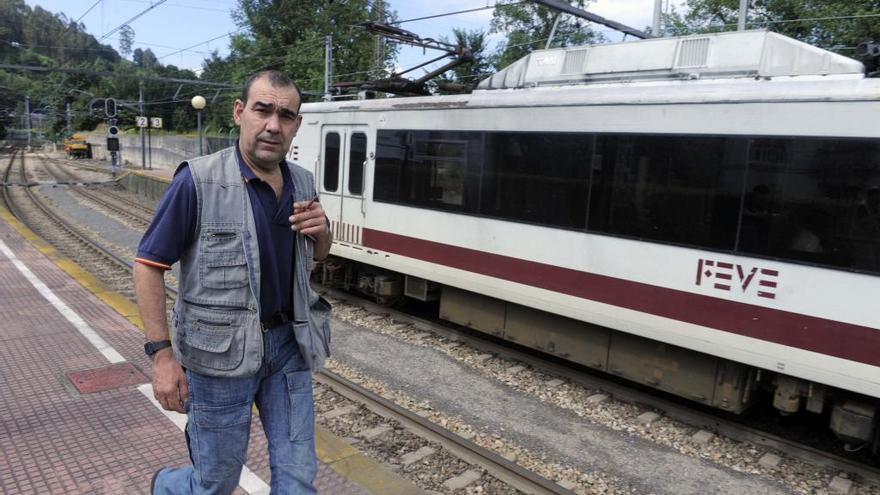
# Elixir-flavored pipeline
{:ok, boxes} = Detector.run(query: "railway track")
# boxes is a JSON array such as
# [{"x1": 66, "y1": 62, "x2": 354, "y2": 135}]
[
  {"x1": 318, "y1": 370, "x2": 577, "y2": 495},
  {"x1": 2, "y1": 152, "x2": 175, "y2": 303},
  {"x1": 6, "y1": 152, "x2": 877, "y2": 493},
  {"x1": 3, "y1": 152, "x2": 576, "y2": 493},
  {"x1": 326, "y1": 286, "x2": 880, "y2": 489},
  {"x1": 38, "y1": 153, "x2": 154, "y2": 227},
  {"x1": 2, "y1": 151, "x2": 140, "y2": 298}
]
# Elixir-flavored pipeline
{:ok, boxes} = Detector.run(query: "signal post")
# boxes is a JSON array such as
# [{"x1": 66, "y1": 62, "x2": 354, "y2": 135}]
[{"x1": 105, "y1": 97, "x2": 120, "y2": 177}]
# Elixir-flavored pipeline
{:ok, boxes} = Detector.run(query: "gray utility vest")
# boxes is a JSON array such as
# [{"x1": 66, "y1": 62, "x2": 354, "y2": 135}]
[{"x1": 171, "y1": 146, "x2": 331, "y2": 377}]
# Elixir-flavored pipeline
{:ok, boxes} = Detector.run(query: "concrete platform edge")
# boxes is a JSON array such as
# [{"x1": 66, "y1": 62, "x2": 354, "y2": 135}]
[{"x1": 0, "y1": 201, "x2": 426, "y2": 495}]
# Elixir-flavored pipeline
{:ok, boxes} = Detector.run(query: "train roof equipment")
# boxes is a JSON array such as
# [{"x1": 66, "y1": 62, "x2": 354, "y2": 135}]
[{"x1": 478, "y1": 30, "x2": 865, "y2": 90}]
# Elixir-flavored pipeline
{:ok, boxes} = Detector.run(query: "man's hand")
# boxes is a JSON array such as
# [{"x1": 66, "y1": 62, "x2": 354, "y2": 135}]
[
  {"x1": 152, "y1": 349, "x2": 188, "y2": 413},
  {"x1": 290, "y1": 199, "x2": 329, "y2": 238}
]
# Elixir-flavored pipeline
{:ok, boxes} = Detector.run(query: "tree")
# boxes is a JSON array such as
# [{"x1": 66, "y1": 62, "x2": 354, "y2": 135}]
[
  {"x1": 119, "y1": 25, "x2": 135, "y2": 59},
  {"x1": 133, "y1": 48, "x2": 158, "y2": 69},
  {"x1": 665, "y1": 0, "x2": 880, "y2": 56},
  {"x1": 436, "y1": 28, "x2": 494, "y2": 90},
  {"x1": 490, "y1": 0, "x2": 603, "y2": 70},
  {"x1": 232, "y1": 0, "x2": 398, "y2": 96},
  {"x1": 171, "y1": 106, "x2": 192, "y2": 131}
]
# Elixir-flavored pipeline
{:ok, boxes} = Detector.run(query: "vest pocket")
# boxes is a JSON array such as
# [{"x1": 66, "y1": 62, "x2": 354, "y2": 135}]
[
  {"x1": 180, "y1": 304, "x2": 249, "y2": 372},
  {"x1": 200, "y1": 251, "x2": 248, "y2": 289},
  {"x1": 188, "y1": 321, "x2": 235, "y2": 352},
  {"x1": 292, "y1": 295, "x2": 332, "y2": 370}
]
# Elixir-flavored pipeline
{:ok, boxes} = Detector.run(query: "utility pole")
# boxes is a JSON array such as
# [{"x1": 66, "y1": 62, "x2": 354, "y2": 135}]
[
  {"x1": 24, "y1": 95, "x2": 30, "y2": 148},
  {"x1": 738, "y1": 0, "x2": 748, "y2": 31},
  {"x1": 66, "y1": 102, "x2": 72, "y2": 135},
  {"x1": 139, "y1": 82, "x2": 146, "y2": 169},
  {"x1": 324, "y1": 35, "x2": 333, "y2": 101},
  {"x1": 652, "y1": 0, "x2": 663, "y2": 36},
  {"x1": 545, "y1": 14, "x2": 561, "y2": 49},
  {"x1": 373, "y1": 0, "x2": 385, "y2": 79},
  {"x1": 531, "y1": 0, "x2": 652, "y2": 39}
]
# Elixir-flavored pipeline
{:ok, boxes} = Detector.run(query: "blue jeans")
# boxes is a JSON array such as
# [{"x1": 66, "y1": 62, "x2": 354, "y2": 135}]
[{"x1": 153, "y1": 325, "x2": 317, "y2": 495}]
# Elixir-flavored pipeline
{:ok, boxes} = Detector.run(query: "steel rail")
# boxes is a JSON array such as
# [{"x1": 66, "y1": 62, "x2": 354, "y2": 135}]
[
  {"x1": 43, "y1": 155, "x2": 157, "y2": 218},
  {"x1": 316, "y1": 369, "x2": 577, "y2": 495},
  {"x1": 38, "y1": 154, "x2": 153, "y2": 226},
  {"x1": 324, "y1": 287, "x2": 880, "y2": 486},
  {"x1": 11, "y1": 153, "x2": 177, "y2": 299},
  {"x1": 21, "y1": 157, "x2": 137, "y2": 272},
  {"x1": 1, "y1": 149, "x2": 20, "y2": 214},
  {"x1": 13, "y1": 153, "x2": 570, "y2": 493}
]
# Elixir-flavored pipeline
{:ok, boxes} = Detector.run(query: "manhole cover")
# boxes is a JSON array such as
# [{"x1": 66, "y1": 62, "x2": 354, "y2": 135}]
[{"x1": 67, "y1": 362, "x2": 148, "y2": 394}]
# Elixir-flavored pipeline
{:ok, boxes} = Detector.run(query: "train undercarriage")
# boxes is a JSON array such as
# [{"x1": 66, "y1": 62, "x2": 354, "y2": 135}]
[{"x1": 318, "y1": 256, "x2": 880, "y2": 456}]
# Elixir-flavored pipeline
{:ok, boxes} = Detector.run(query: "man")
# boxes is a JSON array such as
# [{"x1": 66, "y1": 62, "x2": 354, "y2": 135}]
[{"x1": 134, "y1": 70, "x2": 332, "y2": 494}]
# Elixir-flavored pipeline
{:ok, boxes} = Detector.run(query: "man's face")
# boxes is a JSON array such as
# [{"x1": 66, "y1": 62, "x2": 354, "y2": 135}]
[{"x1": 233, "y1": 76, "x2": 302, "y2": 172}]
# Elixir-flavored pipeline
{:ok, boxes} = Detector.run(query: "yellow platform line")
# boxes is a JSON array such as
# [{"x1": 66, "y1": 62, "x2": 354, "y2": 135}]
[
  {"x1": 0, "y1": 199, "x2": 425, "y2": 495},
  {"x1": 0, "y1": 204, "x2": 143, "y2": 328}
]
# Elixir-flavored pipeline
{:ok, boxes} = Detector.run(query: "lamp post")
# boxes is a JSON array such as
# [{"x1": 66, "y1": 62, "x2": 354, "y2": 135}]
[{"x1": 191, "y1": 95, "x2": 206, "y2": 156}]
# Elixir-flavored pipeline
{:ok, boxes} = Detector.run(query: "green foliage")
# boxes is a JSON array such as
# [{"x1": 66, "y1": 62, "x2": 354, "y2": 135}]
[
  {"x1": 665, "y1": 0, "x2": 880, "y2": 55},
  {"x1": 15, "y1": 0, "x2": 876, "y2": 142},
  {"x1": 490, "y1": 0, "x2": 603, "y2": 69},
  {"x1": 118, "y1": 25, "x2": 135, "y2": 59},
  {"x1": 171, "y1": 106, "x2": 192, "y2": 132},
  {"x1": 232, "y1": 0, "x2": 399, "y2": 97},
  {"x1": 435, "y1": 28, "x2": 494, "y2": 91}
]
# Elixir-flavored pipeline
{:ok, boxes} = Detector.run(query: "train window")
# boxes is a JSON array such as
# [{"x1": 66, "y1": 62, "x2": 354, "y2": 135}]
[
  {"x1": 737, "y1": 137, "x2": 880, "y2": 273},
  {"x1": 374, "y1": 127, "x2": 880, "y2": 274},
  {"x1": 323, "y1": 132, "x2": 340, "y2": 192},
  {"x1": 348, "y1": 133, "x2": 366, "y2": 195},
  {"x1": 588, "y1": 135, "x2": 746, "y2": 250},
  {"x1": 480, "y1": 132, "x2": 591, "y2": 228},
  {"x1": 375, "y1": 130, "x2": 480, "y2": 212}
]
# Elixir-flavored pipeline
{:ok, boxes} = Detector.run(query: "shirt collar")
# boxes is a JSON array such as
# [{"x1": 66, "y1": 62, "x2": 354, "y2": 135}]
[{"x1": 234, "y1": 142, "x2": 291, "y2": 186}]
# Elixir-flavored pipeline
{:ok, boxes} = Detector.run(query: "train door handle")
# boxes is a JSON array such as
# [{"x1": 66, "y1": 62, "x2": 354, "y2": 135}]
[{"x1": 360, "y1": 160, "x2": 368, "y2": 216}]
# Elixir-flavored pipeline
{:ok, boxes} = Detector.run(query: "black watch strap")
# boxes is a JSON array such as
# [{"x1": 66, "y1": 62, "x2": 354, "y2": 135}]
[{"x1": 144, "y1": 340, "x2": 172, "y2": 357}]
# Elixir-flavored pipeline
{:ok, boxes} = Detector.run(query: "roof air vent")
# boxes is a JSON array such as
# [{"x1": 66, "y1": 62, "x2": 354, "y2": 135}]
[
  {"x1": 676, "y1": 37, "x2": 711, "y2": 68},
  {"x1": 562, "y1": 48, "x2": 590, "y2": 74}
]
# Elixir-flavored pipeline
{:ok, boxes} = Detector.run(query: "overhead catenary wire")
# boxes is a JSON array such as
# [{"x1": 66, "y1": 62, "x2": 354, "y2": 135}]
[
  {"x1": 73, "y1": 0, "x2": 103, "y2": 24},
  {"x1": 157, "y1": 29, "x2": 243, "y2": 60},
  {"x1": 711, "y1": 12, "x2": 880, "y2": 28},
  {"x1": 391, "y1": 2, "x2": 526, "y2": 25},
  {"x1": 119, "y1": 0, "x2": 231, "y2": 14},
  {"x1": 99, "y1": 0, "x2": 169, "y2": 41}
]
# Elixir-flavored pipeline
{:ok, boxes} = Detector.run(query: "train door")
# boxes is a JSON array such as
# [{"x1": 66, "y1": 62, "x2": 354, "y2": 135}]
[{"x1": 318, "y1": 125, "x2": 369, "y2": 246}]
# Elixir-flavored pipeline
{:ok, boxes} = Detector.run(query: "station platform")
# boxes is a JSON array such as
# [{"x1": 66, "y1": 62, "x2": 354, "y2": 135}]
[{"x1": 0, "y1": 205, "x2": 423, "y2": 494}]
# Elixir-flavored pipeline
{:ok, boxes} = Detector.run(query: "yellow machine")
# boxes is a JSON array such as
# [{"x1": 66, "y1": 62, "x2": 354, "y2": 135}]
[{"x1": 63, "y1": 133, "x2": 92, "y2": 159}]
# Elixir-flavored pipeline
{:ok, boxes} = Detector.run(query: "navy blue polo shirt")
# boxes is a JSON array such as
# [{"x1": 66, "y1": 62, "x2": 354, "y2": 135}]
[{"x1": 136, "y1": 146, "x2": 295, "y2": 320}]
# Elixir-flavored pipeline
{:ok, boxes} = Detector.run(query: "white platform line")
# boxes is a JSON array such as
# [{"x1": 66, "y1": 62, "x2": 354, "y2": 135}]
[
  {"x1": 137, "y1": 385, "x2": 271, "y2": 495},
  {"x1": 0, "y1": 237, "x2": 270, "y2": 493},
  {"x1": 0, "y1": 238, "x2": 125, "y2": 363}
]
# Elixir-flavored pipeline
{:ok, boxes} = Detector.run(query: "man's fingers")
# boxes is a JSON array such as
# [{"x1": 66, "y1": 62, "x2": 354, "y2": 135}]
[
  {"x1": 290, "y1": 210, "x2": 324, "y2": 225},
  {"x1": 159, "y1": 392, "x2": 184, "y2": 413},
  {"x1": 179, "y1": 375, "x2": 189, "y2": 401}
]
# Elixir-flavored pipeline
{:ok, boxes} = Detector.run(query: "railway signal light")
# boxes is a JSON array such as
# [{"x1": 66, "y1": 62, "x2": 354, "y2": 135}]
[
  {"x1": 105, "y1": 98, "x2": 117, "y2": 118},
  {"x1": 106, "y1": 125, "x2": 120, "y2": 152}
]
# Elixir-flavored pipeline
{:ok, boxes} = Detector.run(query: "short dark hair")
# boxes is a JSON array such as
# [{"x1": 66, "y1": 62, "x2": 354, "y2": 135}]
[{"x1": 241, "y1": 70, "x2": 303, "y2": 111}]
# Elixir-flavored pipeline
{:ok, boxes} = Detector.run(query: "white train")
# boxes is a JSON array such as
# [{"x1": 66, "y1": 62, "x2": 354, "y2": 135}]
[{"x1": 290, "y1": 30, "x2": 880, "y2": 451}]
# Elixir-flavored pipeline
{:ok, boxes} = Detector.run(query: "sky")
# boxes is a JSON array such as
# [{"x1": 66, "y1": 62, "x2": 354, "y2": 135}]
[{"x1": 23, "y1": 0, "x2": 686, "y2": 80}]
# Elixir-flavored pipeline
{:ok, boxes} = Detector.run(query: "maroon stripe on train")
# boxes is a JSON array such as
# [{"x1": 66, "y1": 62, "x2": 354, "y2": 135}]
[{"x1": 362, "y1": 228, "x2": 880, "y2": 367}]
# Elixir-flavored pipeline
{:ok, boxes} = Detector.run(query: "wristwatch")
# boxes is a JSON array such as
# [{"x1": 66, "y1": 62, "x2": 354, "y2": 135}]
[{"x1": 144, "y1": 340, "x2": 172, "y2": 357}]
